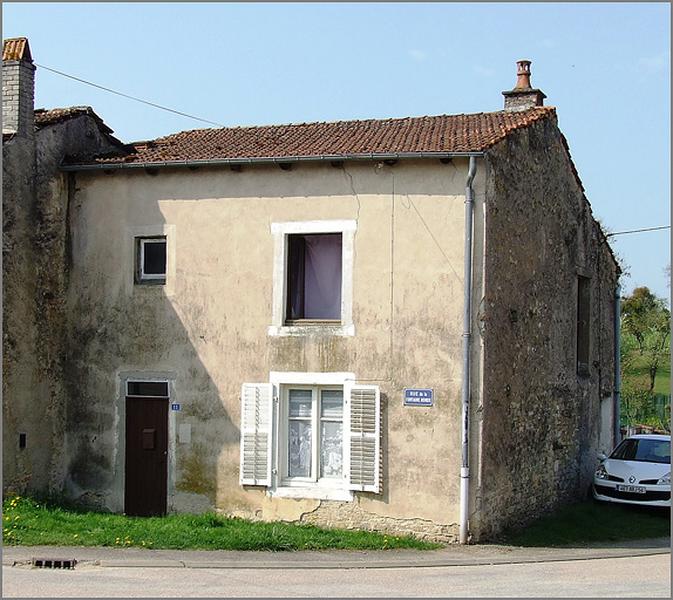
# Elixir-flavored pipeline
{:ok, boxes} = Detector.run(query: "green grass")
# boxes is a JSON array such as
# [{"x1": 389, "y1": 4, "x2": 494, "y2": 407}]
[
  {"x1": 624, "y1": 361, "x2": 671, "y2": 396},
  {"x1": 2, "y1": 496, "x2": 440, "y2": 551},
  {"x1": 499, "y1": 500, "x2": 671, "y2": 547}
]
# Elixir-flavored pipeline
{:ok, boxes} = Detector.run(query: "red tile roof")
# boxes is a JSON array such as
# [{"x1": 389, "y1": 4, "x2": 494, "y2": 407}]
[
  {"x1": 35, "y1": 106, "x2": 111, "y2": 131},
  {"x1": 88, "y1": 106, "x2": 556, "y2": 166},
  {"x1": 34, "y1": 106, "x2": 123, "y2": 147}
]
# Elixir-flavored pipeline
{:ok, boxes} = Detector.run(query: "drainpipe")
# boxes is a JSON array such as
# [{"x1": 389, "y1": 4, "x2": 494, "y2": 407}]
[
  {"x1": 614, "y1": 284, "x2": 622, "y2": 446},
  {"x1": 459, "y1": 156, "x2": 477, "y2": 544}
]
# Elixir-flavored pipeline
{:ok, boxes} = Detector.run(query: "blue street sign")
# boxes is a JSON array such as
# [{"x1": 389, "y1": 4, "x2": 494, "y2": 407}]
[{"x1": 404, "y1": 388, "x2": 433, "y2": 407}]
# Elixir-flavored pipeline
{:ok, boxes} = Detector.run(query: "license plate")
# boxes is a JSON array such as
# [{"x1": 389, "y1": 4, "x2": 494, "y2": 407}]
[{"x1": 616, "y1": 484, "x2": 646, "y2": 494}]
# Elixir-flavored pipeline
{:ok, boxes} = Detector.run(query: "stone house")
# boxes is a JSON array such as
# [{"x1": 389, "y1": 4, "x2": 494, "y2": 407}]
[{"x1": 3, "y1": 38, "x2": 620, "y2": 543}]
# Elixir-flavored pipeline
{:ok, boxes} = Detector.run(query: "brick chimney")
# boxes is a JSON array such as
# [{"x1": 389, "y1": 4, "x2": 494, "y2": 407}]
[
  {"x1": 502, "y1": 59, "x2": 546, "y2": 111},
  {"x1": 2, "y1": 37, "x2": 35, "y2": 137}
]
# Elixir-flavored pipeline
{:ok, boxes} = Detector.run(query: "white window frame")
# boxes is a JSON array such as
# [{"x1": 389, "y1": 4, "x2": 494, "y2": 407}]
[
  {"x1": 280, "y1": 385, "x2": 344, "y2": 486},
  {"x1": 125, "y1": 224, "x2": 176, "y2": 297},
  {"x1": 268, "y1": 220, "x2": 356, "y2": 337},
  {"x1": 138, "y1": 237, "x2": 167, "y2": 283},
  {"x1": 270, "y1": 371, "x2": 354, "y2": 501}
]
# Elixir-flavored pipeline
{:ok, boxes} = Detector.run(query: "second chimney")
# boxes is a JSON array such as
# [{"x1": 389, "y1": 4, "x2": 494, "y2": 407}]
[
  {"x1": 2, "y1": 37, "x2": 35, "y2": 137},
  {"x1": 502, "y1": 60, "x2": 546, "y2": 111}
]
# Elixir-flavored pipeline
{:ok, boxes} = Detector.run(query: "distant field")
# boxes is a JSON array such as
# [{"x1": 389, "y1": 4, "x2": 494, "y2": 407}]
[{"x1": 623, "y1": 361, "x2": 671, "y2": 396}]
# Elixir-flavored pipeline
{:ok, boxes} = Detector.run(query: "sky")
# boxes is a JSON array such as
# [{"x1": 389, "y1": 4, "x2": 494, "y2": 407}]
[{"x1": 3, "y1": 2, "x2": 670, "y2": 299}]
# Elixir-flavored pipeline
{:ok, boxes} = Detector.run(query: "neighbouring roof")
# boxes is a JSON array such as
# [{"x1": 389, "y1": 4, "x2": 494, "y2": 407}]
[
  {"x1": 35, "y1": 106, "x2": 111, "y2": 132},
  {"x1": 82, "y1": 106, "x2": 556, "y2": 166},
  {"x1": 34, "y1": 106, "x2": 124, "y2": 147},
  {"x1": 2, "y1": 37, "x2": 31, "y2": 62}
]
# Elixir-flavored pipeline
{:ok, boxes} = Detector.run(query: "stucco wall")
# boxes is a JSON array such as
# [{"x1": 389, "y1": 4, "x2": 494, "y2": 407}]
[
  {"x1": 3, "y1": 134, "x2": 41, "y2": 493},
  {"x1": 2, "y1": 115, "x2": 122, "y2": 496},
  {"x1": 65, "y1": 158, "x2": 485, "y2": 541},
  {"x1": 475, "y1": 116, "x2": 619, "y2": 539}
]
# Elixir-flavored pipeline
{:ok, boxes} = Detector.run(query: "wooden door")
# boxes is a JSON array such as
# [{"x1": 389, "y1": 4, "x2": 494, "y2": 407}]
[{"x1": 125, "y1": 397, "x2": 168, "y2": 516}]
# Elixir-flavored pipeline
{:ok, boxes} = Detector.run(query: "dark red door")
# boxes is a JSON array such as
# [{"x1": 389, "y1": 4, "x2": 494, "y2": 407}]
[{"x1": 125, "y1": 397, "x2": 168, "y2": 516}]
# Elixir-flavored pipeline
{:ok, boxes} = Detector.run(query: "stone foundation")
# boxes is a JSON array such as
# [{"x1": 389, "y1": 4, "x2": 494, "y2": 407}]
[{"x1": 298, "y1": 498, "x2": 458, "y2": 543}]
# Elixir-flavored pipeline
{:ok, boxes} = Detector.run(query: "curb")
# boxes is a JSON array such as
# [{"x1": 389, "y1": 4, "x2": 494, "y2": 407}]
[{"x1": 4, "y1": 545, "x2": 670, "y2": 570}]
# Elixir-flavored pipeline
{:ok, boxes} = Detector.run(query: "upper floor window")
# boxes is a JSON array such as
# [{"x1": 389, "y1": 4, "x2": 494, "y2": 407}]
[
  {"x1": 136, "y1": 236, "x2": 167, "y2": 285},
  {"x1": 269, "y1": 220, "x2": 356, "y2": 336},
  {"x1": 286, "y1": 233, "x2": 342, "y2": 323}
]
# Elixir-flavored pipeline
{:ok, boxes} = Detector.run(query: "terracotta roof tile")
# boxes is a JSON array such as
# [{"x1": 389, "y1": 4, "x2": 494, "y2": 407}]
[
  {"x1": 35, "y1": 106, "x2": 105, "y2": 129},
  {"x1": 2, "y1": 37, "x2": 31, "y2": 62},
  {"x1": 88, "y1": 107, "x2": 556, "y2": 166},
  {"x1": 34, "y1": 107, "x2": 124, "y2": 149}
]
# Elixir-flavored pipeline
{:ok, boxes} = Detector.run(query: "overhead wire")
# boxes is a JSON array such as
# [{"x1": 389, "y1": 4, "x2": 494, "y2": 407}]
[
  {"x1": 606, "y1": 225, "x2": 670, "y2": 237},
  {"x1": 35, "y1": 62, "x2": 226, "y2": 128}
]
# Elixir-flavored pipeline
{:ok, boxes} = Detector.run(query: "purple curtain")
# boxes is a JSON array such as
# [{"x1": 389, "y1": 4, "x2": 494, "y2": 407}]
[
  {"x1": 304, "y1": 234, "x2": 342, "y2": 319},
  {"x1": 287, "y1": 234, "x2": 342, "y2": 320}
]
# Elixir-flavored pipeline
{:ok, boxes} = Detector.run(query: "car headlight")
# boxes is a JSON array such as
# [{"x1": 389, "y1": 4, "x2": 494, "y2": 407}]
[
  {"x1": 595, "y1": 465, "x2": 609, "y2": 480},
  {"x1": 657, "y1": 472, "x2": 670, "y2": 485}
]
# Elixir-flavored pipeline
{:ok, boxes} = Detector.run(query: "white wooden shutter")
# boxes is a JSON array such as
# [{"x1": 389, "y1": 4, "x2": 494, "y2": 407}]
[
  {"x1": 345, "y1": 383, "x2": 381, "y2": 493},
  {"x1": 239, "y1": 383, "x2": 274, "y2": 486}
]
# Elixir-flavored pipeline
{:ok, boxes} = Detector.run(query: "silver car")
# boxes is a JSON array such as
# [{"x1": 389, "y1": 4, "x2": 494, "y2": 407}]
[{"x1": 593, "y1": 434, "x2": 671, "y2": 507}]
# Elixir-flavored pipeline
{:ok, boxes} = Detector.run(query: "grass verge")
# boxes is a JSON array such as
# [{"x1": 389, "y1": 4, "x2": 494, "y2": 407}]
[
  {"x1": 2, "y1": 496, "x2": 440, "y2": 551},
  {"x1": 499, "y1": 500, "x2": 671, "y2": 547}
]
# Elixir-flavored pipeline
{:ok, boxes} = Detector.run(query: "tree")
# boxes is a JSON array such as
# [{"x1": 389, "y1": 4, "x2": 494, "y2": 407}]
[{"x1": 621, "y1": 286, "x2": 671, "y2": 393}]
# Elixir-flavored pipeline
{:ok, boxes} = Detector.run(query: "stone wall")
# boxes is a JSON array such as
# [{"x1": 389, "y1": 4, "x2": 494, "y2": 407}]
[
  {"x1": 298, "y1": 498, "x2": 458, "y2": 543},
  {"x1": 2, "y1": 114, "x2": 122, "y2": 496},
  {"x1": 474, "y1": 115, "x2": 619, "y2": 540},
  {"x1": 2, "y1": 133, "x2": 39, "y2": 493}
]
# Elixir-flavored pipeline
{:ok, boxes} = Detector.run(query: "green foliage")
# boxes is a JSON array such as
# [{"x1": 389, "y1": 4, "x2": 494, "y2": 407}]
[
  {"x1": 620, "y1": 379, "x2": 671, "y2": 432},
  {"x1": 1, "y1": 495, "x2": 440, "y2": 551},
  {"x1": 620, "y1": 286, "x2": 671, "y2": 431},
  {"x1": 621, "y1": 287, "x2": 670, "y2": 392},
  {"x1": 500, "y1": 501, "x2": 670, "y2": 547}
]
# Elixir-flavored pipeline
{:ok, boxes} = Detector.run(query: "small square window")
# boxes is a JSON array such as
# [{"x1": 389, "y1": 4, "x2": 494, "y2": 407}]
[
  {"x1": 136, "y1": 237, "x2": 166, "y2": 285},
  {"x1": 286, "y1": 233, "x2": 342, "y2": 322}
]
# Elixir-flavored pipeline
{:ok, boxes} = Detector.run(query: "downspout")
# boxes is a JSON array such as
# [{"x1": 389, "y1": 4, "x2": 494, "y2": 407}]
[
  {"x1": 614, "y1": 284, "x2": 622, "y2": 446},
  {"x1": 459, "y1": 156, "x2": 478, "y2": 544}
]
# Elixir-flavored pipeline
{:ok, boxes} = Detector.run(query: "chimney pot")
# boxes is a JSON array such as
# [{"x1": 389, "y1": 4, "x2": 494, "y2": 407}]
[
  {"x1": 502, "y1": 59, "x2": 546, "y2": 112},
  {"x1": 515, "y1": 59, "x2": 532, "y2": 89}
]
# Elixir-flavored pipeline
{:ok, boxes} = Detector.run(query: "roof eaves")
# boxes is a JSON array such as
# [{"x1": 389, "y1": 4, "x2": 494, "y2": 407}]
[{"x1": 61, "y1": 150, "x2": 486, "y2": 172}]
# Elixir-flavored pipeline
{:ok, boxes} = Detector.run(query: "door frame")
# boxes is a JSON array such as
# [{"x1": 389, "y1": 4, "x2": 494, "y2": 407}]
[{"x1": 114, "y1": 371, "x2": 177, "y2": 515}]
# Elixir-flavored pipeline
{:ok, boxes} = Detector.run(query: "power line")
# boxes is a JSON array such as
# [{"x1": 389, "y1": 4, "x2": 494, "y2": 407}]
[
  {"x1": 606, "y1": 225, "x2": 670, "y2": 237},
  {"x1": 35, "y1": 62, "x2": 226, "y2": 128}
]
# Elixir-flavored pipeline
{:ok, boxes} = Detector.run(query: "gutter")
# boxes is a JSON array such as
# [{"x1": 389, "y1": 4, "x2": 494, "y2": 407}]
[
  {"x1": 59, "y1": 151, "x2": 485, "y2": 172},
  {"x1": 459, "y1": 155, "x2": 478, "y2": 545},
  {"x1": 614, "y1": 284, "x2": 622, "y2": 446}
]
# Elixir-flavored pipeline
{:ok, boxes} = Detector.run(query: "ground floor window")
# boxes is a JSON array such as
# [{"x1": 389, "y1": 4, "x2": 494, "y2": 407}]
[
  {"x1": 284, "y1": 386, "x2": 344, "y2": 482},
  {"x1": 239, "y1": 375, "x2": 381, "y2": 498}
]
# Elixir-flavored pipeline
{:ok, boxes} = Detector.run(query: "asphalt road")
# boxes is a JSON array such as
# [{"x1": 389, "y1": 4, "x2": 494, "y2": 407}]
[{"x1": 3, "y1": 554, "x2": 671, "y2": 597}]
